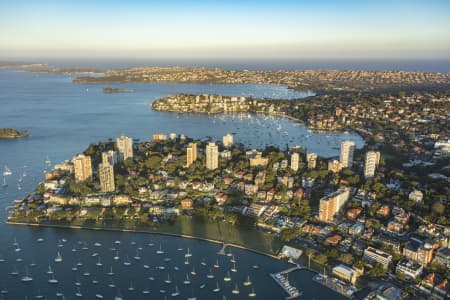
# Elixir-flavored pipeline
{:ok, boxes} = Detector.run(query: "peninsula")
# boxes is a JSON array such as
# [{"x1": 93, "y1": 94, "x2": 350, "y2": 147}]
[
  {"x1": 0, "y1": 128, "x2": 29, "y2": 139},
  {"x1": 73, "y1": 66, "x2": 450, "y2": 94},
  {"x1": 102, "y1": 87, "x2": 135, "y2": 93},
  {"x1": 7, "y1": 127, "x2": 450, "y2": 298}
]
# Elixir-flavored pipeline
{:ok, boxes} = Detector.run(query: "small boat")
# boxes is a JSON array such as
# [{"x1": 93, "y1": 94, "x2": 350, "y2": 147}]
[
  {"x1": 144, "y1": 264, "x2": 150, "y2": 269},
  {"x1": 71, "y1": 264, "x2": 78, "y2": 271},
  {"x1": 3, "y1": 165, "x2": 12, "y2": 176},
  {"x1": 252, "y1": 265, "x2": 260, "y2": 269},
  {"x1": 48, "y1": 275, "x2": 58, "y2": 284},
  {"x1": 231, "y1": 262, "x2": 237, "y2": 273},
  {"x1": 115, "y1": 289, "x2": 123, "y2": 300},
  {"x1": 92, "y1": 278, "x2": 99, "y2": 284},
  {"x1": 54, "y1": 252, "x2": 63, "y2": 263},
  {"x1": 171, "y1": 286, "x2": 180, "y2": 297},
  {"x1": 128, "y1": 281, "x2": 135, "y2": 291},
  {"x1": 199, "y1": 284, "x2": 206, "y2": 289},
  {"x1": 207, "y1": 269, "x2": 214, "y2": 279},
  {"x1": 212, "y1": 282, "x2": 221, "y2": 292},
  {"x1": 164, "y1": 257, "x2": 171, "y2": 262},
  {"x1": 190, "y1": 267, "x2": 196, "y2": 276},
  {"x1": 75, "y1": 287, "x2": 82, "y2": 297},
  {"x1": 29, "y1": 260, "x2": 37, "y2": 267},
  {"x1": 114, "y1": 240, "x2": 121, "y2": 245},
  {"x1": 230, "y1": 255, "x2": 236, "y2": 263},
  {"x1": 232, "y1": 283, "x2": 240, "y2": 294},
  {"x1": 55, "y1": 292, "x2": 63, "y2": 297},
  {"x1": 21, "y1": 267, "x2": 33, "y2": 282},
  {"x1": 133, "y1": 249, "x2": 141, "y2": 260},
  {"x1": 160, "y1": 289, "x2": 166, "y2": 294},
  {"x1": 96, "y1": 257, "x2": 102, "y2": 266},
  {"x1": 184, "y1": 258, "x2": 190, "y2": 265},
  {"x1": 11, "y1": 265, "x2": 19, "y2": 275},
  {"x1": 157, "y1": 265, "x2": 165, "y2": 270},
  {"x1": 113, "y1": 250, "x2": 119, "y2": 260},
  {"x1": 123, "y1": 255, "x2": 131, "y2": 266},
  {"x1": 108, "y1": 279, "x2": 116, "y2": 288},
  {"x1": 243, "y1": 275, "x2": 252, "y2": 286},
  {"x1": 75, "y1": 278, "x2": 81, "y2": 286},
  {"x1": 164, "y1": 274, "x2": 172, "y2": 284},
  {"x1": 185, "y1": 248, "x2": 192, "y2": 258},
  {"x1": 156, "y1": 244, "x2": 164, "y2": 254},
  {"x1": 95, "y1": 294, "x2": 104, "y2": 299},
  {"x1": 71, "y1": 246, "x2": 77, "y2": 252},
  {"x1": 47, "y1": 265, "x2": 54, "y2": 274},
  {"x1": 91, "y1": 252, "x2": 99, "y2": 257},
  {"x1": 174, "y1": 266, "x2": 179, "y2": 271},
  {"x1": 248, "y1": 288, "x2": 256, "y2": 297},
  {"x1": 76, "y1": 261, "x2": 83, "y2": 267},
  {"x1": 224, "y1": 271, "x2": 231, "y2": 282},
  {"x1": 37, "y1": 238, "x2": 44, "y2": 243},
  {"x1": 200, "y1": 259, "x2": 207, "y2": 266},
  {"x1": 213, "y1": 259, "x2": 220, "y2": 269},
  {"x1": 142, "y1": 288, "x2": 150, "y2": 294},
  {"x1": 83, "y1": 270, "x2": 90, "y2": 276},
  {"x1": 183, "y1": 274, "x2": 191, "y2": 285},
  {"x1": 148, "y1": 276, "x2": 155, "y2": 281},
  {"x1": 94, "y1": 242, "x2": 102, "y2": 247}
]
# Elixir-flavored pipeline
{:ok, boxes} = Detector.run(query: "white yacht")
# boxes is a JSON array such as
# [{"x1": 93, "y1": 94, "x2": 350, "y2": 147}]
[
  {"x1": 21, "y1": 268, "x2": 33, "y2": 282},
  {"x1": 232, "y1": 283, "x2": 240, "y2": 294},
  {"x1": 164, "y1": 274, "x2": 172, "y2": 284},
  {"x1": 47, "y1": 265, "x2": 54, "y2": 274},
  {"x1": 171, "y1": 286, "x2": 180, "y2": 297},
  {"x1": 3, "y1": 165, "x2": 12, "y2": 176},
  {"x1": 156, "y1": 244, "x2": 164, "y2": 254},
  {"x1": 224, "y1": 271, "x2": 231, "y2": 282},
  {"x1": 212, "y1": 282, "x2": 221, "y2": 292},
  {"x1": 54, "y1": 252, "x2": 63, "y2": 263},
  {"x1": 48, "y1": 275, "x2": 58, "y2": 284},
  {"x1": 183, "y1": 274, "x2": 191, "y2": 285},
  {"x1": 185, "y1": 248, "x2": 192, "y2": 258},
  {"x1": 243, "y1": 275, "x2": 252, "y2": 286}
]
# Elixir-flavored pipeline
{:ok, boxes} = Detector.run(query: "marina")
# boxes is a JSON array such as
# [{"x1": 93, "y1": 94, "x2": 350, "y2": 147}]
[{"x1": 270, "y1": 265, "x2": 302, "y2": 299}]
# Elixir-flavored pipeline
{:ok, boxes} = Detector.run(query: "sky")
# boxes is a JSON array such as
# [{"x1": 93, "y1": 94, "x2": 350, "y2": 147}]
[{"x1": 0, "y1": 0, "x2": 450, "y2": 60}]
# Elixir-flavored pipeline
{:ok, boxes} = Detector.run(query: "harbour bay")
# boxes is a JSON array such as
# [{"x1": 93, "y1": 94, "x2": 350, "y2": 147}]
[{"x1": 0, "y1": 68, "x2": 364, "y2": 299}]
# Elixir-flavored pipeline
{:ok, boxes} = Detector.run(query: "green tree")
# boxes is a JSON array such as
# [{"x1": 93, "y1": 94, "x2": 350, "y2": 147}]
[{"x1": 368, "y1": 263, "x2": 385, "y2": 277}]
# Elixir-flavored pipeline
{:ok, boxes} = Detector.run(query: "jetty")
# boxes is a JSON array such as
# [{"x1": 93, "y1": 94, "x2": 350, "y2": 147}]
[
  {"x1": 270, "y1": 265, "x2": 302, "y2": 299},
  {"x1": 217, "y1": 243, "x2": 230, "y2": 255}
]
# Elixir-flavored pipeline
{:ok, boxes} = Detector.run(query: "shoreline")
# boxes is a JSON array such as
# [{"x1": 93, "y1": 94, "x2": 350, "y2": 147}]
[{"x1": 5, "y1": 219, "x2": 280, "y2": 260}]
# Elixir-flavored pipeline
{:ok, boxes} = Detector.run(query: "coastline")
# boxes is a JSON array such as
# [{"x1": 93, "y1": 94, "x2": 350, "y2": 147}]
[{"x1": 5, "y1": 218, "x2": 281, "y2": 259}]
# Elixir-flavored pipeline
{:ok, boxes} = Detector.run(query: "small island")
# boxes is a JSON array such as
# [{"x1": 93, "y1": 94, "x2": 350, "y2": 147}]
[
  {"x1": 102, "y1": 87, "x2": 135, "y2": 93},
  {"x1": 0, "y1": 128, "x2": 29, "y2": 139}
]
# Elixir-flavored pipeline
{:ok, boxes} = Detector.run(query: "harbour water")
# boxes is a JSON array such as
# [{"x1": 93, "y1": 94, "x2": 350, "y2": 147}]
[{"x1": 0, "y1": 68, "x2": 364, "y2": 299}]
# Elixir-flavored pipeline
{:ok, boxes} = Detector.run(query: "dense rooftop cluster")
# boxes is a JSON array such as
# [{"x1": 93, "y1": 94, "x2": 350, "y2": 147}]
[{"x1": 73, "y1": 67, "x2": 450, "y2": 93}]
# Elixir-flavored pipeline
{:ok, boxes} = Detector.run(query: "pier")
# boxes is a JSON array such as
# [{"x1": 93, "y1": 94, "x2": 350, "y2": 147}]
[
  {"x1": 217, "y1": 243, "x2": 230, "y2": 255},
  {"x1": 270, "y1": 265, "x2": 302, "y2": 299}
]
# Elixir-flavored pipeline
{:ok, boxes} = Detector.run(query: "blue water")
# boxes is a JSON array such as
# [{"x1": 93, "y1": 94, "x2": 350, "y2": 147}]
[{"x1": 0, "y1": 69, "x2": 364, "y2": 299}]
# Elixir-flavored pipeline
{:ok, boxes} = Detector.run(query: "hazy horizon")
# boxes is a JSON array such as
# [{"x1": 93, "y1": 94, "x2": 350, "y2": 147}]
[{"x1": 1, "y1": 0, "x2": 450, "y2": 60}]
